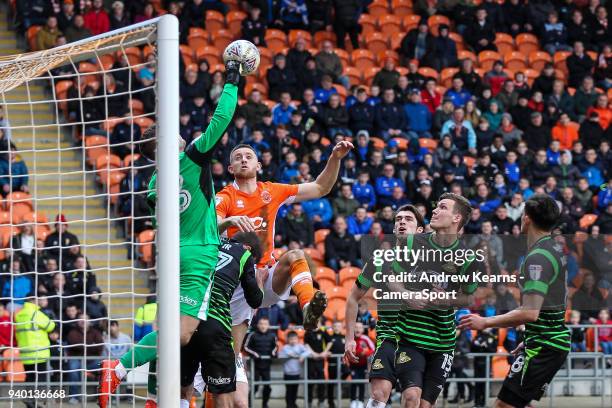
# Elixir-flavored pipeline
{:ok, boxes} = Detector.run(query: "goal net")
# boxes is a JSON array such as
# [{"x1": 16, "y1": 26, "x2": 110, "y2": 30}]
[{"x1": 0, "y1": 16, "x2": 180, "y2": 407}]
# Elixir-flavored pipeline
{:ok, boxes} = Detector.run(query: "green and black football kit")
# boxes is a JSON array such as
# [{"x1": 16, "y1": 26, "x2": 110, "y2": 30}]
[{"x1": 498, "y1": 235, "x2": 570, "y2": 408}]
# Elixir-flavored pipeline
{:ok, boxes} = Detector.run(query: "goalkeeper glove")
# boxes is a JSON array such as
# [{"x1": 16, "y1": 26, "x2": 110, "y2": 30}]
[{"x1": 225, "y1": 60, "x2": 241, "y2": 86}]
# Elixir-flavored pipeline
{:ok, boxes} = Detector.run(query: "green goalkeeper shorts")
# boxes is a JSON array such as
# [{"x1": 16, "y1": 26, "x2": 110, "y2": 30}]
[{"x1": 179, "y1": 244, "x2": 218, "y2": 320}]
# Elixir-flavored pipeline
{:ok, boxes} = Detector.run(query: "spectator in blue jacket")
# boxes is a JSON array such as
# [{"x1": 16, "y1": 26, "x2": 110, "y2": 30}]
[
  {"x1": 578, "y1": 148, "x2": 605, "y2": 189},
  {"x1": 279, "y1": 0, "x2": 309, "y2": 30},
  {"x1": 441, "y1": 107, "x2": 477, "y2": 155},
  {"x1": 542, "y1": 11, "x2": 571, "y2": 55},
  {"x1": 0, "y1": 149, "x2": 29, "y2": 197},
  {"x1": 597, "y1": 179, "x2": 612, "y2": 213},
  {"x1": 347, "y1": 207, "x2": 374, "y2": 237},
  {"x1": 470, "y1": 183, "x2": 502, "y2": 215},
  {"x1": 375, "y1": 88, "x2": 407, "y2": 141},
  {"x1": 431, "y1": 24, "x2": 458, "y2": 71},
  {"x1": 314, "y1": 75, "x2": 338, "y2": 104},
  {"x1": 375, "y1": 163, "x2": 405, "y2": 200},
  {"x1": 444, "y1": 77, "x2": 472, "y2": 108},
  {"x1": 277, "y1": 151, "x2": 300, "y2": 183},
  {"x1": 272, "y1": 92, "x2": 296, "y2": 125},
  {"x1": 2, "y1": 259, "x2": 32, "y2": 309},
  {"x1": 352, "y1": 171, "x2": 376, "y2": 209},
  {"x1": 504, "y1": 151, "x2": 521, "y2": 191},
  {"x1": 404, "y1": 89, "x2": 432, "y2": 137},
  {"x1": 302, "y1": 197, "x2": 333, "y2": 228}
]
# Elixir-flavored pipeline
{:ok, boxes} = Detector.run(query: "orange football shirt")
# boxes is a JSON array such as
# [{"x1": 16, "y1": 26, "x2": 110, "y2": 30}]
[{"x1": 216, "y1": 181, "x2": 299, "y2": 267}]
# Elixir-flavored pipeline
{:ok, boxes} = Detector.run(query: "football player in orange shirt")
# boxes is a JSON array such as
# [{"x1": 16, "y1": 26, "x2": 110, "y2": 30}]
[{"x1": 216, "y1": 140, "x2": 353, "y2": 332}]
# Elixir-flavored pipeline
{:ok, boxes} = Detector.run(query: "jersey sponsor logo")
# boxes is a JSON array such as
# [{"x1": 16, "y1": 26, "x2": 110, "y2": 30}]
[
  {"x1": 371, "y1": 359, "x2": 384, "y2": 370},
  {"x1": 207, "y1": 376, "x2": 231, "y2": 385},
  {"x1": 528, "y1": 265, "x2": 542, "y2": 281},
  {"x1": 180, "y1": 295, "x2": 198, "y2": 306},
  {"x1": 396, "y1": 352, "x2": 411, "y2": 364},
  {"x1": 249, "y1": 216, "x2": 267, "y2": 230},
  {"x1": 510, "y1": 354, "x2": 525, "y2": 376},
  {"x1": 237, "y1": 199, "x2": 244, "y2": 208},
  {"x1": 179, "y1": 176, "x2": 192, "y2": 213},
  {"x1": 261, "y1": 190, "x2": 272, "y2": 204}
]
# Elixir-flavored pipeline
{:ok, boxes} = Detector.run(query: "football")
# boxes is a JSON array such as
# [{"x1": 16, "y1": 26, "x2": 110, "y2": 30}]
[{"x1": 222, "y1": 40, "x2": 260, "y2": 76}]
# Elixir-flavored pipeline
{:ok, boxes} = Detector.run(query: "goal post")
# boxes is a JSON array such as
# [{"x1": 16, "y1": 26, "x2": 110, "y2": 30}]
[{"x1": 0, "y1": 15, "x2": 180, "y2": 405}]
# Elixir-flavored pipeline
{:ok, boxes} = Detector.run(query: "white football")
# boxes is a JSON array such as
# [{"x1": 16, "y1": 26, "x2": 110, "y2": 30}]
[{"x1": 223, "y1": 40, "x2": 260, "y2": 76}]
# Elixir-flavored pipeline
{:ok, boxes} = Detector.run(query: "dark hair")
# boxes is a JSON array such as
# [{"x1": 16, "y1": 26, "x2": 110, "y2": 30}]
[
  {"x1": 524, "y1": 194, "x2": 560, "y2": 231},
  {"x1": 232, "y1": 232, "x2": 263, "y2": 265},
  {"x1": 110, "y1": 320, "x2": 119, "y2": 327},
  {"x1": 230, "y1": 144, "x2": 258, "y2": 161},
  {"x1": 139, "y1": 124, "x2": 157, "y2": 159},
  {"x1": 287, "y1": 330, "x2": 298, "y2": 338},
  {"x1": 439, "y1": 192, "x2": 473, "y2": 230},
  {"x1": 396, "y1": 204, "x2": 425, "y2": 229}
]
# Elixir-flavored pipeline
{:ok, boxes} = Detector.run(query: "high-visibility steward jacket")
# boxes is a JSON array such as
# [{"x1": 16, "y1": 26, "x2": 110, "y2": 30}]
[
  {"x1": 14, "y1": 302, "x2": 55, "y2": 365},
  {"x1": 134, "y1": 302, "x2": 157, "y2": 342}
]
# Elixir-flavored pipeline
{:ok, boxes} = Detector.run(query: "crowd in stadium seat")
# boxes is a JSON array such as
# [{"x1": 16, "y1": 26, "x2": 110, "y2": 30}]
[{"x1": 7, "y1": 0, "x2": 612, "y2": 400}]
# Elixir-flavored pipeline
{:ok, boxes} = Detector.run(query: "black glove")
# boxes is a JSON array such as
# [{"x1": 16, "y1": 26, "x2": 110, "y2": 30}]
[{"x1": 225, "y1": 60, "x2": 241, "y2": 86}]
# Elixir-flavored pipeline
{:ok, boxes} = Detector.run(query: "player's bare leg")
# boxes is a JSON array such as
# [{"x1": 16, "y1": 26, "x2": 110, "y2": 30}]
[
  {"x1": 180, "y1": 314, "x2": 200, "y2": 346},
  {"x1": 234, "y1": 382, "x2": 249, "y2": 408},
  {"x1": 367, "y1": 378, "x2": 394, "y2": 407},
  {"x1": 274, "y1": 249, "x2": 327, "y2": 329},
  {"x1": 402, "y1": 387, "x2": 422, "y2": 408},
  {"x1": 232, "y1": 322, "x2": 248, "y2": 354},
  {"x1": 494, "y1": 399, "x2": 518, "y2": 408}
]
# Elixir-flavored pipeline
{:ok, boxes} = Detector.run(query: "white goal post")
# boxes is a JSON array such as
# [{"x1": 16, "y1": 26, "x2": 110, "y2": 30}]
[{"x1": 0, "y1": 15, "x2": 180, "y2": 406}]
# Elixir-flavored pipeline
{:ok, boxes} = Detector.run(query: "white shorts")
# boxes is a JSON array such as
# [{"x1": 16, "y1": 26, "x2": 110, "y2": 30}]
[
  {"x1": 193, "y1": 355, "x2": 248, "y2": 396},
  {"x1": 261, "y1": 261, "x2": 291, "y2": 308},
  {"x1": 230, "y1": 286, "x2": 253, "y2": 326}
]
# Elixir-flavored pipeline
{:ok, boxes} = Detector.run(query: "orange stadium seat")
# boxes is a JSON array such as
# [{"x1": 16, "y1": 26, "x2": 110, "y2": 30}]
[
  {"x1": 259, "y1": 47, "x2": 273, "y2": 68},
  {"x1": 523, "y1": 68, "x2": 539, "y2": 86},
  {"x1": 492, "y1": 346, "x2": 510, "y2": 378},
  {"x1": 351, "y1": 49, "x2": 376, "y2": 70},
  {"x1": 244, "y1": 82, "x2": 267, "y2": 97},
  {"x1": 138, "y1": 229, "x2": 156, "y2": 264},
  {"x1": 212, "y1": 29, "x2": 234, "y2": 50},
  {"x1": 179, "y1": 44, "x2": 194, "y2": 65},
  {"x1": 365, "y1": 32, "x2": 389, "y2": 55},
  {"x1": 95, "y1": 154, "x2": 122, "y2": 171},
  {"x1": 402, "y1": 14, "x2": 421, "y2": 31},
  {"x1": 528, "y1": 51, "x2": 552, "y2": 71},
  {"x1": 516, "y1": 33, "x2": 539, "y2": 55},
  {"x1": 344, "y1": 66, "x2": 363, "y2": 86},
  {"x1": 339, "y1": 267, "x2": 360, "y2": 285},
  {"x1": 478, "y1": 50, "x2": 502, "y2": 70},
  {"x1": 314, "y1": 31, "x2": 337, "y2": 48},
  {"x1": 418, "y1": 67, "x2": 439, "y2": 80},
  {"x1": 98, "y1": 53, "x2": 115, "y2": 71},
  {"x1": 419, "y1": 138, "x2": 438, "y2": 150},
  {"x1": 378, "y1": 50, "x2": 399, "y2": 64},
  {"x1": 368, "y1": 0, "x2": 389, "y2": 17},
  {"x1": 334, "y1": 48, "x2": 350, "y2": 66},
  {"x1": 458, "y1": 50, "x2": 477, "y2": 63},
  {"x1": 316, "y1": 266, "x2": 337, "y2": 286},
  {"x1": 205, "y1": 10, "x2": 226, "y2": 32},
  {"x1": 5, "y1": 192, "x2": 33, "y2": 211},
  {"x1": 195, "y1": 45, "x2": 221, "y2": 66},
  {"x1": 392, "y1": 137, "x2": 409, "y2": 150},
  {"x1": 85, "y1": 135, "x2": 109, "y2": 167},
  {"x1": 122, "y1": 47, "x2": 143, "y2": 64},
  {"x1": 579, "y1": 214, "x2": 598, "y2": 230},
  {"x1": 554, "y1": 50, "x2": 572, "y2": 75},
  {"x1": 494, "y1": 33, "x2": 515, "y2": 54},
  {"x1": 1, "y1": 349, "x2": 26, "y2": 383},
  {"x1": 449, "y1": 32, "x2": 464, "y2": 50},
  {"x1": 188, "y1": 33, "x2": 208, "y2": 50},
  {"x1": 441, "y1": 68, "x2": 459, "y2": 87},
  {"x1": 265, "y1": 29, "x2": 288, "y2": 53},
  {"x1": 428, "y1": 15, "x2": 450, "y2": 36},
  {"x1": 123, "y1": 153, "x2": 141, "y2": 168},
  {"x1": 226, "y1": 11, "x2": 246, "y2": 36},
  {"x1": 503, "y1": 51, "x2": 527, "y2": 71},
  {"x1": 370, "y1": 137, "x2": 385, "y2": 150},
  {"x1": 379, "y1": 15, "x2": 402, "y2": 37},
  {"x1": 288, "y1": 29, "x2": 312, "y2": 46},
  {"x1": 129, "y1": 99, "x2": 144, "y2": 116},
  {"x1": 359, "y1": 14, "x2": 377, "y2": 35},
  {"x1": 304, "y1": 247, "x2": 324, "y2": 266},
  {"x1": 463, "y1": 156, "x2": 476, "y2": 169},
  {"x1": 55, "y1": 80, "x2": 73, "y2": 115},
  {"x1": 392, "y1": 0, "x2": 413, "y2": 17}
]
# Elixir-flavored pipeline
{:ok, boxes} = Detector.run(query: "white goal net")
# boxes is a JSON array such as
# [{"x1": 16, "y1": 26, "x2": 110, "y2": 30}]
[{"x1": 0, "y1": 16, "x2": 180, "y2": 407}]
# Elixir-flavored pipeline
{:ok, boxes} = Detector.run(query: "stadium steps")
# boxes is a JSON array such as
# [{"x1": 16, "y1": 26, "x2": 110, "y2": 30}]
[{"x1": 0, "y1": 23, "x2": 148, "y2": 319}]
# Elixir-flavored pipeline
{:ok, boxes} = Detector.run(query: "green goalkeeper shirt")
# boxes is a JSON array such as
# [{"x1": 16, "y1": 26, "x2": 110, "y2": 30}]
[{"x1": 148, "y1": 83, "x2": 238, "y2": 254}]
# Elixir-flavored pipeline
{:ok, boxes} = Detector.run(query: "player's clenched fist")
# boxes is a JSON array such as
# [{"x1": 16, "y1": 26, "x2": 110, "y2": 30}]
[
  {"x1": 344, "y1": 339, "x2": 358, "y2": 364},
  {"x1": 226, "y1": 215, "x2": 257, "y2": 232},
  {"x1": 331, "y1": 141, "x2": 354, "y2": 160}
]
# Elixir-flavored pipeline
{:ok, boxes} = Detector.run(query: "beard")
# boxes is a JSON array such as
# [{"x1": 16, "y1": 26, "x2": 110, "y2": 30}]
[{"x1": 233, "y1": 167, "x2": 258, "y2": 180}]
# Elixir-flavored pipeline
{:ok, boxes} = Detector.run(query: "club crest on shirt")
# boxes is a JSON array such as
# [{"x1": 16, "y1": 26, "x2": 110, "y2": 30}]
[
  {"x1": 372, "y1": 359, "x2": 383, "y2": 370},
  {"x1": 261, "y1": 190, "x2": 272, "y2": 204},
  {"x1": 396, "y1": 352, "x2": 411, "y2": 364},
  {"x1": 528, "y1": 264, "x2": 542, "y2": 281}
]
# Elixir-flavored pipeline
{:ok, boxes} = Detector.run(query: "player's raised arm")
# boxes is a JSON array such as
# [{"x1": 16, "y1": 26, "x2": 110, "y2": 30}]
[
  {"x1": 191, "y1": 61, "x2": 240, "y2": 155},
  {"x1": 344, "y1": 282, "x2": 368, "y2": 363},
  {"x1": 295, "y1": 141, "x2": 354, "y2": 202}
]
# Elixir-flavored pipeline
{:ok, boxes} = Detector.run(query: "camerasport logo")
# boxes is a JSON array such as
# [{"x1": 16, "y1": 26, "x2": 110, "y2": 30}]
[{"x1": 207, "y1": 376, "x2": 231, "y2": 385}]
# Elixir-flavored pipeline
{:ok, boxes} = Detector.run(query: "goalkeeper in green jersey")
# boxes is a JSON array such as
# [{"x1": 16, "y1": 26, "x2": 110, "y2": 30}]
[{"x1": 98, "y1": 58, "x2": 241, "y2": 408}]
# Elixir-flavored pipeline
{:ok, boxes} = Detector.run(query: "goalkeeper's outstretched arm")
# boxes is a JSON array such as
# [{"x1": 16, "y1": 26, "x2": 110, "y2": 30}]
[{"x1": 192, "y1": 60, "x2": 241, "y2": 155}]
